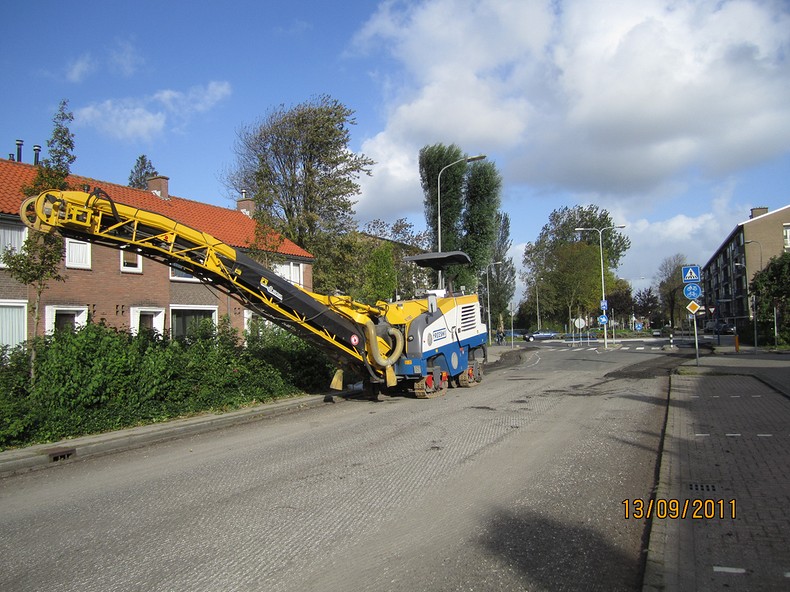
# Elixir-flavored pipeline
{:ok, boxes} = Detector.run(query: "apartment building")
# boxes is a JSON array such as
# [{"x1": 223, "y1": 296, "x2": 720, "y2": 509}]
[
  {"x1": 0, "y1": 158, "x2": 313, "y2": 348},
  {"x1": 701, "y1": 205, "x2": 790, "y2": 330}
]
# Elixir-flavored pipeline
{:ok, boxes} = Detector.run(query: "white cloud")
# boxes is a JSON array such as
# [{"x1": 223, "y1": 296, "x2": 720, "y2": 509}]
[
  {"x1": 154, "y1": 81, "x2": 232, "y2": 115},
  {"x1": 109, "y1": 39, "x2": 144, "y2": 77},
  {"x1": 75, "y1": 81, "x2": 232, "y2": 141},
  {"x1": 352, "y1": 0, "x2": 790, "y2": 213},
  {"x1": 350, "y1": 0, "x2": 790, "y2": 305},
  {"x1": 66, "y1": 54, "x2": 96, "y2": 83},
  {"x1": 76, "y1": 100, "x2": 166, "y2": 141}
]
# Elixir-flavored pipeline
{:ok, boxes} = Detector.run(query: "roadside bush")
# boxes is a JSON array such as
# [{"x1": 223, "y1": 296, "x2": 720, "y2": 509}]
[
  {"x1": 0, "y1": 316, "x2": 331, "y2": 450},
  {"x1": 245, "y1": 318, "x2": 335, "y2": 391}
]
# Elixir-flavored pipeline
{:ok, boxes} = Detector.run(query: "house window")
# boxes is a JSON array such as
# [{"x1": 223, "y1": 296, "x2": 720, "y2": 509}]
[
  {"x1": 170, "y1": 264, "x2": 199, "y2": 282},
  {"x1": 273, "y1": 261, "x2": 303, "y2": 286},
  {"x1": 65, "y1": 238, "x2": 91, "y2": 269},
  {"x1": 784, "y1": 224, "x2": 790, "y2": 252},
  {"x1": 130, "y1": 307, "x2": 165, "y2": 334},
  {"x1": 0, "y1": 222, "x2": 26, "y2": 267},
  {"x1": 0, "y1": 300, "x2": 27, "y2": 348},
  {"x1": 170, "y1": 305, "x2": 217, "y2": 339},
  {"x1": 120, "y1": 249, "x2": 143, "y2": 273},
  {"x1": 45, "y1": 305, "x2": 88, "y2": 333}
]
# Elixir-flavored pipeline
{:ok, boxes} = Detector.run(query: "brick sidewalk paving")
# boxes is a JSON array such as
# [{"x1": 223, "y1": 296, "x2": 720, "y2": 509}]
[{"x1": 644, "y1": 373, "x2": 790, "y2": 591}]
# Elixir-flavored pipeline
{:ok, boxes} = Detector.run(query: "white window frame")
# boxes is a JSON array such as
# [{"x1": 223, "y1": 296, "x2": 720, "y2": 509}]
[
  {"x1": 0, "y1": 300, "x2": 28, "y2": 348},
  {"x1": 169, "y1": 305, "x2": 218, "y2": 337},
  {"x1": 170, "y1": 264, "x2": 200, "y2": 282},
  {"x1": 0, "y1": 222, "x2": 26, "y2": 269},
  {"x1": 783, "y1": 224, "x2": 790, "y2": 251},
  {"x1": 65, "y1": 238, "x2": 91, "y2": 270},
  {"x1": 44, "y1": 305, "x2": 89, "y2": 333},
  {"x1": 130, "y1": 307, "x2": 165, "y2": 334},
  {"x1": 273, "y1": 261, "x2": 303, "y2": 287},
  {"x1": 120, "y1": 249, "x2": 143, "y2": 273}
]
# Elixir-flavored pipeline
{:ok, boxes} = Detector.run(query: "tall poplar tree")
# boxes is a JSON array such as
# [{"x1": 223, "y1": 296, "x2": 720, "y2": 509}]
[{"x1": 418, "y1": 143, "x2": 501, "y2": 289}]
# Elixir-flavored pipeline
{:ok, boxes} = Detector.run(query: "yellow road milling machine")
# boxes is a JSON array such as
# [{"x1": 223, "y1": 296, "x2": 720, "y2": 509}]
[{"x1": 21, "y1": 188, "x2": 489, "y2": 398}]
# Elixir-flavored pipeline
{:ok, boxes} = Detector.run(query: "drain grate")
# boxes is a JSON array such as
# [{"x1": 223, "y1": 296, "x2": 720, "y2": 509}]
[
  {"x1": 688, "y1": 482, "x2": 717, "y2": 493},
  {"x1": 47, "y1": 447, "x2": 76, "y2": 462}
]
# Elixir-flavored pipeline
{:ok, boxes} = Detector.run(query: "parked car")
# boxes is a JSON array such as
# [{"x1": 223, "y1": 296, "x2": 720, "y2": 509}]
[
  {"x1": 651, "y1": 329, "x2": 662, "y2": 337},
  {"x1": 704, "y1": 321, "x2": 735, "y2": 334},
  {"x1": 523, "y1": 330, "x2": 560, "y2": 342}
]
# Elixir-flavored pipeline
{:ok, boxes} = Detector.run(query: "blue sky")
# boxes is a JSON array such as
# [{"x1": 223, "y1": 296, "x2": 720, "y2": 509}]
[{"x1": 3, "y1": 0, "x2": 789, "y2": 301}]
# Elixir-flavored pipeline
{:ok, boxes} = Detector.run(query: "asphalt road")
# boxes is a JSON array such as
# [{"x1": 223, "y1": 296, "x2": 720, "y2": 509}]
[{"x1": 0, "y1": 343, "x2": 690, "y2": 592}]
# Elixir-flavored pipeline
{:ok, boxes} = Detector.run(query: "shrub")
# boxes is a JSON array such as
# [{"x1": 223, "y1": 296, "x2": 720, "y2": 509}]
[{"x1": 0, "y1": 316, "x2": 331, "y2": 449}]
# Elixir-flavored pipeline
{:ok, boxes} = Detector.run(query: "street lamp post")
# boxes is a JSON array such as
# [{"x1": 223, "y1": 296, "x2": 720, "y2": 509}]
[
  {"x1": 486, "y1": 261, "x2": 503, "y2": 343},
  {"x1": 744, "y1": 240, "x2": 763, "y2": 354},
  {"x1": 574, "y1": 224, "x2": 626, "y2": 349},
  {"x1": 437, "y1": 154, "x2": 486, "y2": 289}
]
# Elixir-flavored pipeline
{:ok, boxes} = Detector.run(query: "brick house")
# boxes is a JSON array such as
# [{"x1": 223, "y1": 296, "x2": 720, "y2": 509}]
[
  {"x1": 701, "y1": 205, "x2": 790, "y2": 331},
  {"x1": 0, "y1": 158, "x2": 313, "y2": 348}
]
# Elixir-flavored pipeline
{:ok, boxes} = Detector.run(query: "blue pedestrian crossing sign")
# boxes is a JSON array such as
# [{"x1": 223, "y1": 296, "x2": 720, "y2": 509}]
[
  {"x1": 682, "y1": 265, "x2": 701, "y2": 283},
  {"x1": 683, "y1": 283, "x2": 702, "y2": 300}
]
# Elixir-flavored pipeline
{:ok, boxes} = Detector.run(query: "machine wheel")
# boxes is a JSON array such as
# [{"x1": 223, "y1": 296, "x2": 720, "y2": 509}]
[
  {"x1": 457, "y1": 360, "x2": 482, "y2": 388},
  {"x1": 414, "y1": 369, "x2": 448, "y2": 399},
  {"x1": 365, "y1": 382, "x2": 384, "y2": 402}
]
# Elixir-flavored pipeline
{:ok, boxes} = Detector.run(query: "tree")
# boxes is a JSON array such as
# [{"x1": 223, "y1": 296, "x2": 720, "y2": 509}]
[
  {"x1": 227, "y1": 95, "x2": 374, "y2": 249},
  {"x1": 2, "y1": 234, "x2": 65, "y2": 346},
  {"x1": 485, "y1": 212, "x2": 516, "y2": 332},
  {"x1": 128, "y1": 155, "x2": 158, "y2": 189},
  {"x1": 420, "y1": 144, "x2": 465, "y2": 254},
  {"x1": 606, "y1": 278, "x2": 634, "y2": 329},
  {"x1": 634, "y1": 287, "x2": 660, "y2": 326},
  {"x1": 750, "y1": 251, "x2": 790, "y2": 344},
  {"x1": 4, "y1": 100, "x2": 75, "y2": 379},
  {"x1": 656, "y1": 253, "x2": 686, "y2": 327},
  {"x1": 457, "y1": 160, "x2": 502, "y2": 288},
  {"x1": 548, "y1": 242, "x2": 601, "y2": 331},
  {"x1": 361, "y1": 242, "x2": 398, "y2": 304},
  {"x1": 227, "y1": 95, "x2": 374, "y2": 293},
  {"x1": 521, "y1": 205, "x2": 629, "y2": 328},
  {"x1": 23, "y1": 99, "x2": 75, "y2": 196},
  {"x1": 418, "y1": 143, "x2": 501, "y2": 289},
  {"x1": 523, "y1": 205, "x2": 630, "y2": 277},
  {"x1": 363, "y1": 218, "x2": 431, "y2": 299}
]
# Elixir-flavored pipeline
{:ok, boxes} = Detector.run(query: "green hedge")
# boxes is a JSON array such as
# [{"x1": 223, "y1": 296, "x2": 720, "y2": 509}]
[{"x1": 0, "y1": 317, "x2": 335, "y2": 449}]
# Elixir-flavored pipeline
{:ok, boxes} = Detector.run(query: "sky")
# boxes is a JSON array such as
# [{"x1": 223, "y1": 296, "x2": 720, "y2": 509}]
[{"x1": 2, "y1": 0, "x2": 789, "y2": 302}]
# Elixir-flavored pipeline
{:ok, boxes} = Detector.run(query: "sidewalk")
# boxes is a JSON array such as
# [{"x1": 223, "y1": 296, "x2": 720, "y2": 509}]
[{"x1": 643, "y1": 346, "x2": 790, "y2": 591}]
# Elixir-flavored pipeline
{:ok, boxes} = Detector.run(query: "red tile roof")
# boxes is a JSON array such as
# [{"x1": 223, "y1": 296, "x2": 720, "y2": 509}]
[{"x1": 0, "y1": 159, "x2": 312, "y2": 259}]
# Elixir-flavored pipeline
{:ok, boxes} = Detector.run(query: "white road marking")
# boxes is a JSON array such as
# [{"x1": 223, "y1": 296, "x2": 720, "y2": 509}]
[{"x1": 713, "y1": 566, "x2": 746, "y2": 574}]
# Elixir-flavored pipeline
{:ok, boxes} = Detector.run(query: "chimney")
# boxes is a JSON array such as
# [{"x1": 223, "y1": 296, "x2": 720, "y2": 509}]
[
  {"x1": 750, "y1": 207, "x2": 768, "y2": 219},
  {"x1": 8, "y1": 153, "x2": 14, "y2": 161},
  {"x1": 33, "y1": 145, "x2": 41, "y2": 165},
  {"x1": 16, "y1": 139, "x2": 22, "y2": 163},
  {"x1": 147, "y1": 175, "x2": 170, "y2": 201},
  {"x1": 236, "y1": 189, "x2": 255, "y2": 218}
]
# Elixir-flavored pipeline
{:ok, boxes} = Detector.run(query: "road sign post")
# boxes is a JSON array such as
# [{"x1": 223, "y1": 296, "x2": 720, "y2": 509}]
[
  {"x1": 682, "y1": 265, "x2": 702, "y2": 366},
  {"x1": 686, "y1": 298, "x2": 701, "y2": 367}
]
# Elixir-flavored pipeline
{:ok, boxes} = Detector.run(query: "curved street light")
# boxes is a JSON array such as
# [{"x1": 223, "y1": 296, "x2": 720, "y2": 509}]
[
  {"x1": 437, "y1": 154, "x2": 486, "y2": 289},
  {"x1": 574, "y1": 224, "x2": 626, "y2": 349}
]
